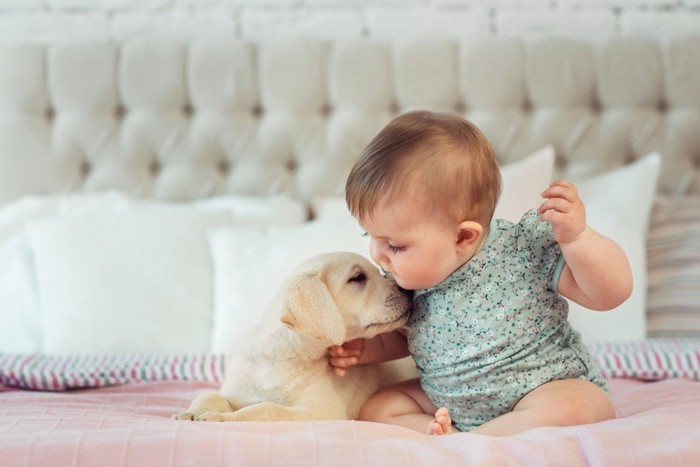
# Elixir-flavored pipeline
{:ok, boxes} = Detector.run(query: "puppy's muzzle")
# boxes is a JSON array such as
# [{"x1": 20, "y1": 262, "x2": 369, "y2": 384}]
[{"x1": 397, "y1": 285, "x2": 412, "y2": 298}]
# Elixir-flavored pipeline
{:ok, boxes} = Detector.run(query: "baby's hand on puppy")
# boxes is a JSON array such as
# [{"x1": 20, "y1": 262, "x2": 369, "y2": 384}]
[{"x1": 327, "y1": 338, "x2": 365, "y2": 377}]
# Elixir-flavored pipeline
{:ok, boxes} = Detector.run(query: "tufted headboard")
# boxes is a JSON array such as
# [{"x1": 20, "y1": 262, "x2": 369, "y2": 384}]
[{"x1": 1, "y1": 36, "x2": 699, "y2": 207}]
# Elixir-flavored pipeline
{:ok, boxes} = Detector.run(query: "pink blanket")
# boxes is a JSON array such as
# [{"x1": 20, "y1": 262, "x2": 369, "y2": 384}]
[{"x1": 1, "y1": 378, "x2": 699, "y2": 466}]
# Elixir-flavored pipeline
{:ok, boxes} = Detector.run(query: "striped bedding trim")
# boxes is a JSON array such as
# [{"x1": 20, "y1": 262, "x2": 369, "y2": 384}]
[
  {"x1": 0, "y1": 353, "x2": 225, "y2": 391},
  {"x1": 587, "y1": 339, "x2": 700, "y2": 380},
  {"x1": 1, "y1": 339, "x2": 698, "y2": 391},
  {"x1": 646, "y1": 195, "x2": 700, "y2": 338}
]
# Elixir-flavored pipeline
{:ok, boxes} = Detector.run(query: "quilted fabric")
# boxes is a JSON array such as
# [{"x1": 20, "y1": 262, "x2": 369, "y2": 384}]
[
  {"x1": 0, "y1": 37, "x2": 699, "y2": 205},
  {"x1": 1, "y1": 379, "x2": 699, "y2": 466}
]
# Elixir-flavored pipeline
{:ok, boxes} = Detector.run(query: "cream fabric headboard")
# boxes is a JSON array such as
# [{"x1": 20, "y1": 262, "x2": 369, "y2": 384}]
[{"x1": 1, "y1": 36, "x2": 699, "y2": 206}]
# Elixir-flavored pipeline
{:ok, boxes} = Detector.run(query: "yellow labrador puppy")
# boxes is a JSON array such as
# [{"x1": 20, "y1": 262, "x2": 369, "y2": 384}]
[{"x1": 174, "y1": 251, "x2": 414, "y2": 422}]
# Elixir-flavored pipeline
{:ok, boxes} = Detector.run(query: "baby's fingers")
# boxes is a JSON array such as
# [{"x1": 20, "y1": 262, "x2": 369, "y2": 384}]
[
  {"x1": 541, "y1": 180, "x2": 579, "y2": 203},
  {"x1": 539, "y1": 207, "x2": 567, "y2": 224},
  {"x1": 327, "y1": 346, "x2": 361, "y2": 358},
  {"x1": 329, "y1": 355, "x2": 358, "y2": 371},
  {"x1": 537, "y1": 197, "x2": 571, "y2": 215}
]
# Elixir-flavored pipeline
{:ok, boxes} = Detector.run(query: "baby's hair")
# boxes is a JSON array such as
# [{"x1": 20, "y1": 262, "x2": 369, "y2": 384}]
[{"x1": 346, "y1": 110, "x2": 502, "y2": 228}]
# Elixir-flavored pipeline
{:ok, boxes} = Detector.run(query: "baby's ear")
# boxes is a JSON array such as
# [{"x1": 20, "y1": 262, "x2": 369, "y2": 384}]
[
  {"x1": 280, "y1": 272, "x2": 346, "y2": 346},
  {"x1": 456, "y1": 221, "x2": 483, "y2": 249}
]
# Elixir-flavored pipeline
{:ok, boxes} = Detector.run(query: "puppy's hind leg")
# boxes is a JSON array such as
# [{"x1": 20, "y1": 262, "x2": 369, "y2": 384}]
[
  {"x1": 196, "y1": 401, "x2": 345, "y2": 422},
  {"x1": 172, "y1": 392, "x2": 236, "y2": 421}
]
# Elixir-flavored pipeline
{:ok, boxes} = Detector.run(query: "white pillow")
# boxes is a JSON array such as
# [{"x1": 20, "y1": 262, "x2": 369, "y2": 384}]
[
  {"x1": 190, "y1": 194, "x2": 307, "y2": 227},
  {"x1": 0, "y1": 234, "x2": 41, "y2": 353},
  {"x1": 0, "y1": 192, "x2": 135, "y2": 353},
  {"x1": 209, "y1": 219, "x2": 369, "y2": 353},
  {"x1": 28, "y1": 209, "x2": 234, "y2": 354},
  {"x1": 567, "y1": 153, "x2": 662, "y2": 342},
  {"x1": 311, "y1": 146, "x2": 555, "y2": 223},
  {"x1": 0, "y1": 191, "x2": 308, "y2": 354},
  {"x1": 495, "y1": 146, "x2": 555, "y2": 222}
]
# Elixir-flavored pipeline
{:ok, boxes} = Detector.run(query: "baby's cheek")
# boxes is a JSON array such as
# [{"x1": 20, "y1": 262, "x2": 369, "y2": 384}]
[{"x1": 397, "y1": 274, "x2": 421, "y2": 291}]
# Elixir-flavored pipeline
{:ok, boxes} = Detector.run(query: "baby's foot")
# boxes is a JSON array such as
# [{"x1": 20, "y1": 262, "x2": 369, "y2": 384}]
[{"x1": 428, "y1": 407, "x2": 453, "y2": 435}]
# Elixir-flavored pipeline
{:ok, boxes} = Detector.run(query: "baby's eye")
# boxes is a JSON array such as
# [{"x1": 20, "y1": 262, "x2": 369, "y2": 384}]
[{"x1": 387, "y1": 244, "x2": 406, "y2": 254}]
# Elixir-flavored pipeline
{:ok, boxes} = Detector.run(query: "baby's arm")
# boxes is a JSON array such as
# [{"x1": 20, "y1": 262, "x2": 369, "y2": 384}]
[
  {"x1": 327, "y1": 330, "x2": 409, "y2": 377},
  {"x1": 539, "y1": 180, "x2": 633, "y2": 311}
]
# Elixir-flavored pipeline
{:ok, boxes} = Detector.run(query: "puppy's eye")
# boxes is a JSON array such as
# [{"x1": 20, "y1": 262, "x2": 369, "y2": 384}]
[{"x1": 348, "y1": 272, "x2": 366, "y2": 284}]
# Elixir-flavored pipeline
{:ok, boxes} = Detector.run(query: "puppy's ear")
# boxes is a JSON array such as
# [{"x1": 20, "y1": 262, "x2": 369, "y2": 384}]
[{"x1": 280, "y1": 272, "x2": 346, "y2": 346}]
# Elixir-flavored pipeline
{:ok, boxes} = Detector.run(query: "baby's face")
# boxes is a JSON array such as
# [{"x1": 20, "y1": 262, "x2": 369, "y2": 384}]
[{"x1": 359, "y1": 198, "x2": 468, "y2": 291}]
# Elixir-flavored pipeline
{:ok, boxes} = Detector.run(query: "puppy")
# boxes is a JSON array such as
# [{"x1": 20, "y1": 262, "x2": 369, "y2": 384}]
[{"x1": 174, "y1": 251, "x2": 414, "y2": 422}]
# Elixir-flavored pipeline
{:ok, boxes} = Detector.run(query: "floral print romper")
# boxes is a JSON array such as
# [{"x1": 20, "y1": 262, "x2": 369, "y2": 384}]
[{"x1": 405, "y1": 210, "x2": 608, "y2": 431}]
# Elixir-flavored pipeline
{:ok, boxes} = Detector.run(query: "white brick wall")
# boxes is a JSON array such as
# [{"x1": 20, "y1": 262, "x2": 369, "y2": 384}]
[
  {"x1": 496, "y1": 7, "x2": 619, "y2": 38},
  {"x1": 366, "y1": 7, "x2": 491, "y2": 39},
  {"x1": 240, "y1": 8, "x2": 365, "y2": 40},
  {"x1": 0, "y1": 0, "x2": 698, "y2": 42}
]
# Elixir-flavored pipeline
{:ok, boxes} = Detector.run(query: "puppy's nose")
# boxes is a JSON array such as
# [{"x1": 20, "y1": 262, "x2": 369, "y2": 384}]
[{"x1": 380, "y1": 268, "x2": 395, "y2": 281}]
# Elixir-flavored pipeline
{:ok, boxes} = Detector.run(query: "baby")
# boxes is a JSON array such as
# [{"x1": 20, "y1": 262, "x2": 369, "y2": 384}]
[{"x1": 328, "y1": 110, "x2": 632, "y2": 436}]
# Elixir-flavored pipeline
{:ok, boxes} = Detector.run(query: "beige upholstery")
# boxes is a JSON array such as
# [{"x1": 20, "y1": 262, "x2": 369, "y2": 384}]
[{"x1": 1, "y1": 36, "x2": 699, "y2": 205}]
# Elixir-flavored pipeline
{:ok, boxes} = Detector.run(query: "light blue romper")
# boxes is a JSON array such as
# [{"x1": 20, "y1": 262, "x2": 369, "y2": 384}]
[{"x1": 405, "y1": 210, "x2": 607, "y2": 432}]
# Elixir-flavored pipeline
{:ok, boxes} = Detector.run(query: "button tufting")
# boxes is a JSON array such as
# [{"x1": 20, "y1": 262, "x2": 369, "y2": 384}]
[
  {"x1": 149, "y1": 160, "x2": 161, "y2": 176},
  {"x1": 218, "y1": 160, "x2": 231, "y2": 175},
  {"x1": 0, "y1": 38, "x2": 696, "y2": 204},
  {"x1": 79, "y1": 161, "x2": 91, "y2": 178},
  {"x1": 555, "y1": 156, "x2": 567, "y2": 169}
]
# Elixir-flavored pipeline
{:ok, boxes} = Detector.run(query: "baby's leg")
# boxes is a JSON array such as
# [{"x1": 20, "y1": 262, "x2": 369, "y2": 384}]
[
  {"x1": 358, "y1": 378, "x2": 448, "y2": 434},
  {"x1": 471, "y1": 378, "x2": 615, "y2": 436}
]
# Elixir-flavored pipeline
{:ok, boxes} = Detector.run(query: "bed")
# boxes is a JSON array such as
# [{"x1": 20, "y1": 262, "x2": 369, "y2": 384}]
[{"x1": 1, "y1": 35, "x2": 699, "y2": 466}]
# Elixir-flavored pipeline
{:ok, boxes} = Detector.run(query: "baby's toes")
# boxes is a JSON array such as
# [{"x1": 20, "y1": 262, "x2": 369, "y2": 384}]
[{"x1": 432, "y1": 407, "x2": 453, "y2": 435}]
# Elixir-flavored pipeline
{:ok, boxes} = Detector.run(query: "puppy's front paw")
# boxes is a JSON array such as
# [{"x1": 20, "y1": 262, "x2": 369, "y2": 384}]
[
  {"x1": 172, "y1": 411, "x2": 197, "y2": 421},
  {"x1": 172, "y1": 410, "x2": 225, "y2": 422},
  {"x1": 172, "y1": 392, "x2": 235, "y2": 421},
  {"x1": 193, "y1": 411, "x2": 225, "y2": 422}
]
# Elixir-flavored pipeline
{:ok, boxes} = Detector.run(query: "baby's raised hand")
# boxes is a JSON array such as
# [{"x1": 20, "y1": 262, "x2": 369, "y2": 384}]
[
  {"x1": 327, "y1": 338, "x2": 365, "y2": 377},
  {"x1": 538, "y1": 180, "x2": 586, "y2": 245}
]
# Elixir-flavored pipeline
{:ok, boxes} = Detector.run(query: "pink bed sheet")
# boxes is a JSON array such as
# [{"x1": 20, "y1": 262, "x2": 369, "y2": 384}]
[{"x1": 1, "y1": 378, "x2": 699, "y2": 466}]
